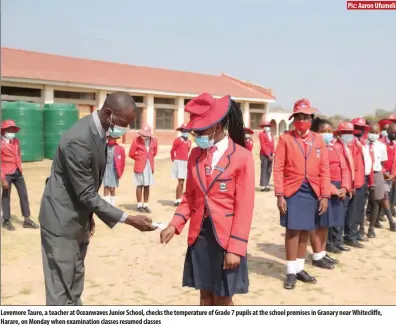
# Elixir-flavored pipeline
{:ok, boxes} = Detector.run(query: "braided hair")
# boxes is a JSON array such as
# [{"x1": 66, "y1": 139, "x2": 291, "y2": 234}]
[
  {"x1": 220, "y1": 99, "x2": 246, "y2": 148},
  {"x1": 311, "y1": 117, "x2": 332, "y2": 133}
]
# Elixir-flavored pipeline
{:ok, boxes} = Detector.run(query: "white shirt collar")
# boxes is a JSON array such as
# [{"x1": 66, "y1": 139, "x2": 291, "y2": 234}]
[
  {"x1": 2, "y1": 136, "x2": 11, "y2": 144},
  {"x1": 214, "y1": 135, "x2": 229, "y2": 152}
]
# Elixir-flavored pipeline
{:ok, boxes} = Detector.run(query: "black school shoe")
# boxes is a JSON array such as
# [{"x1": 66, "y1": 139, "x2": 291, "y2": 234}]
[
  {"x1": 345, "y1": 240, "x2": 364, "y2": 248},
  {"x1": 375, "y1": 221, "x2": 383, "y2": 229},
  {"x1": 336, "y1": 244, "x2": 351, "y2": 252},
  {"x1": 296, "y1": 270, "x2": 317, "y2": 284},
  {"x1": 357, "y1": 233, "x2": 368, "y2": 242},
  {"x1": 390, "y1": 223, "x2": 396, "y2": 232},
  {"x1": 143, "y1": 206, "x2": 151, "y2": 213},
  {"x1": 324, "y1": 254, "x2": 339, "y2": 264},
  {"x1": 326, "y1": 245, "x2": 341, "y2": 254},
  {"x1": 284, "y1": 274, "x2": 297, "y2": 290},
  {"x1": 137, "y1": 207, "x2": 144, "y2": 213},
  {"x1": 23, "y1": 218, "x2": 39, "y2": 229},
  {"x1": 312, "y1": 258, "x2": 334, "y2": 269},
  {"x1": 2, "y1": 220, "x2": 15, "y2": 231}
]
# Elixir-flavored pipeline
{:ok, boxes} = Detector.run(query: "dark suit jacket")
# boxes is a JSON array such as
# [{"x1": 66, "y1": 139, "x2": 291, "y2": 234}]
[{"x1": 39, "y1": 115, "x2": 123, "y2": 238}]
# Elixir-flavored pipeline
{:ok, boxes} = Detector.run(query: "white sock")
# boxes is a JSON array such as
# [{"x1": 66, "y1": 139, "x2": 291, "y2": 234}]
[
  {"x1": 312, "y1": 253, "x2": 323, "y2": 261},
  {"x1": 286, "y1": 260, "x2": 297, "y2": 274},
  {"x1": 104, "y1": 196, "x2": 110, "y2": 203},
  {"x1": 175, "y1": 198, "x2": 182, "y2": 203},
  {"x1": 296, "y1": 258, "x2": 305, "y2": 273},
  {"x1": 110, "y1": 196, "x2": 116, "y2": 206},
  {"x1": 320, "y1": 251, "x2": 327, "y2": 258},
  {"x1": 143, "y1": 203, "x2": 148, "y2": 208},
  {"x1": 137, "y1": 202, "x2": 143, "y2": 208}
]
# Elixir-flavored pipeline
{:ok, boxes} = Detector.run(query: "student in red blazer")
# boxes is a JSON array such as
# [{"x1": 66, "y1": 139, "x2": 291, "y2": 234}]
[
  {"x1": 273, "y1": 99, "x2": 330, "y2": 290},
  {"x1": 387, "y1": 123, "x2": 396, "y2": 217},
  {"x1": 379, "y1": 114, "x2": 396, "y2": 139},
  {"x1": 352, "y1": 117, "x2": 372, "y2": 239},
  {"x1": 244, "y1": 127, "x2": 254, "y2": 152},
  {"x1": 259, "y1": 120, "x2": 275, "y2": 191},
  {"x1": 129, "y1": 125, "x2": 158, "y2": 213},
  {"x1": 340, "y1": 120, "x2": 368, "y2": 248},
  {"x1": 309, "y1": 118, "x2": 351, "y2": 270},
  {"x1": 171, "y1": 123, "x2": 192, "y2": 206},
  {"x1": 160, "y1": 93, "x2": 255, "y2": 306},
  {"x1": 103, "y1": 136, "x2": 126, "y2": 207},
  {"x1": 1, "y1": 120, "x2": 39, "y2": 231}
]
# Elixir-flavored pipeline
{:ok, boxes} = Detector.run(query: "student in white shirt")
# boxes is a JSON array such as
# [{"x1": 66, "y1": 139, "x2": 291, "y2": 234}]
[{"x1": 366, "y1": 122, "x2": 388, "y2": 238}]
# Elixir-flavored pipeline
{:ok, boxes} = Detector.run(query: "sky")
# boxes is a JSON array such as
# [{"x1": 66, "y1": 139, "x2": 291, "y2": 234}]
[{"x1": 1, "y1": 0, "x2": 395, "y2": 116}]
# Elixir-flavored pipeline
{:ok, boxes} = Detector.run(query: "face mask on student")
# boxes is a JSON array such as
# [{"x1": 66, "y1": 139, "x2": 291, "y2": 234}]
[
  {"x1": 294, "y1": 120, "x2": 312, "y2": 133},
  {"x1": 264, "y1": 127, "x2": 271, "y2": 133},
  {"x1": 245, "y1": 134, "x2": 250, "y2": 139},
  {"x1": 322, "y1": 133, "x2": 333, "y2": 145},
  {"x1": 341, "y1": 134, "x2": 354, "y2": 144},
  {"x1": 4, "y1": 132, "x2": 16, "y2": 140},
  {"x1": 381, "y1": 130, "x2": 388, "y2": 138},
  {"x1": 367, "y1": 133, "x2": 379, "y2": 142},
  {"x1": 194, "y1": 129, "x2": 217, "y2": 149},
  {"x1": 181, "y1": 132, "x2": 189, "y2": 138},
  {"x1": 108, "y1": 111, "x2": 129, "y2": 138}
]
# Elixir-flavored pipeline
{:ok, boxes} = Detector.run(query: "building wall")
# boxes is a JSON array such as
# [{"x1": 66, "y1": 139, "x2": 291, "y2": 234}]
[{"x1": 0, "y1": 81, "x2": 272, "y2": 145}]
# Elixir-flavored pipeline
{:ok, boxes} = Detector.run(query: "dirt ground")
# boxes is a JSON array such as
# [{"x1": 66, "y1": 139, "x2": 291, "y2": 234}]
[{"x1": 2, "y1": 145, "x2": 396, "y2": 305}]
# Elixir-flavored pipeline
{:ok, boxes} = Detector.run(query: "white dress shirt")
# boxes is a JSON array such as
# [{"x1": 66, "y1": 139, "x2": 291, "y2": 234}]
[
  {"x1": 211, "y1": 136, "x2": 229, "y2": 173},
  {"x1": 369, "y1": 140, "x2": 388, "y2": 172},
  {"x1": 362, "y1": 144, "x2": 373, "y2": 176}
]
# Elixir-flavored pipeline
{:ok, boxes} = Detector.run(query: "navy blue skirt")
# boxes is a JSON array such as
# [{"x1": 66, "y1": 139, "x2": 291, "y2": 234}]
[
  {"x1": 316, "y1": 181, "x2": 344, "y2": 228},
  {"x1": 182, "y1": 218, "x2": 249, "y2": 297},
  {"x1": 280, "y1": 182, "x2": 318, "y2": 231}
]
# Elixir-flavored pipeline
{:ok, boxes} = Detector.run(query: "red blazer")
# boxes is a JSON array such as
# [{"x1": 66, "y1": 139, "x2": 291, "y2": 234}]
[
  {"x1": 170, "y1": 137, "x2": 191, "y2": 161},
  {"x1": 1, "y1": 138, "x2": 23, "y2": 180},
  {"x1": 273, "y1": 131, "x2": 331, "y2": 199},
  {"x1": 259, "y1": 132, "x2": 275, "y2": 157},
  {"x1": 112, "y1": 144, "x2": 126, "y2": 178},
  {"x1": 349, "y1": 138, "x2": 365, "y2": 189},
  {"x1": 246, "y1": 138, "x2": 253, "y2": 152},
  {"x1": 379, "y1": 137, "x2": 395, "y2": 173},
  {"x1": 129, "y1": 136, "x2": 158, "y2": 173},
  {"x1": 329, "y1": 141, "x2": 352, "y2": 194},
  {"x1": 170, "y1": 139, "x2": 255, "y2": 257}
]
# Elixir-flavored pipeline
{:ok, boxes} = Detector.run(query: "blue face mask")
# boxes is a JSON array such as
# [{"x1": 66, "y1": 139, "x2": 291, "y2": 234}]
[
  {"x1": 4, "y1": 132, "x2": 16, "y2": 140},
  {"x1": 195, "y1": 136, "x2": 214, "y2": 149},
  {"x1": 341, "y1": 134, "x2": 354, "y2": 144},
  {"x1": 108, "y1": 111, "x2": 129, "y2": 138},
  {"x1": 322, "y1": 133, "x2": 333, "y2": 145},
  {"x1": 109, "y1": 126, "x2": 128, "y2": 138},
  {"x1": 182, "y1": 132, "x2": 189, "y2": 138}
]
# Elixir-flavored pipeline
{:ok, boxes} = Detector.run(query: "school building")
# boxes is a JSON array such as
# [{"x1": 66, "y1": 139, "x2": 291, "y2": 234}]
[{"x1": 1, "y1": 47, "x2": 290, "y2": 144}]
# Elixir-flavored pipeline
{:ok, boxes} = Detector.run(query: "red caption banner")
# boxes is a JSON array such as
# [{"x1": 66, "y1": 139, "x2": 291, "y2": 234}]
[{"x1": 347, "y1": 1, "x2": 396, "y2": 9}]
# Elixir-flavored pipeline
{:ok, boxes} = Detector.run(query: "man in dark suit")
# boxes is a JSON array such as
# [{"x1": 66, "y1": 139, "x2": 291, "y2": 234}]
[{"x1": 39, "y1": 91, "x2": 156, "y2": 305}]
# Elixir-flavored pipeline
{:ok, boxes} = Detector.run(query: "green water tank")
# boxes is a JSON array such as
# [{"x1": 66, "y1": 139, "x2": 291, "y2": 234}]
[
  {"x1": 1, "y1": 101, "x2": 44, "y2": 162},
  {"x1": 43, "y1": 103, "x2": 79, "y2": 159}
]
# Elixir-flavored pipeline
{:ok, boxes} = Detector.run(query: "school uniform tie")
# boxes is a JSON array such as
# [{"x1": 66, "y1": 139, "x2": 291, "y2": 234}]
[
  {"x1": 204, "y1": 146, "x2": 217, "y2": 178},
  {"x1": 369, "y1": 142, "x2": 375, "y2": 172}
]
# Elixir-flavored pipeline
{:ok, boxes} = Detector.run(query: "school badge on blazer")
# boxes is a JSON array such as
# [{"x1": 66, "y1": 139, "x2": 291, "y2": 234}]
[
  {"x1": 219, "y1": 182, "x2": 228, "y2": 192},
  {"x1": 316, "y1": 148, "x2": 321, "y2": 158},
  {"x1": 205, "y1": 166, "x2": 211, "y2": 176}
]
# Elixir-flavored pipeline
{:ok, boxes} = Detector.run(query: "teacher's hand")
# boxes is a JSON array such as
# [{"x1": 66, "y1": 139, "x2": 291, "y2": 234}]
[
  {"x1": 160, "y1": 225, "x2": 176, "y2": 244},
  {"x1": 125, "y1": 215, "x2": 157, "y2": 231}
]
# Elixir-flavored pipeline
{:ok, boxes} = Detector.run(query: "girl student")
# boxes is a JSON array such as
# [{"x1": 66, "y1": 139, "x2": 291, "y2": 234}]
[
  {"x1": 273, "y1": 98, "x2": 330, "y2": 290},
  {"x1": 309, "y1": 118, "x2": 351, "y2": 269},
  {"x1": 244, "y1": 127, "x2": 254, "y2": 152},
  {"x1": 160, "y1": 93, "x2": 255, "y2": 306},
  {"x1": 129, "y1": 125, "x2": 158, "y2": 213},
  {"x1": 170, "y1": 123, "x2": 192, "y2": 206},
  {"x1": 103, "y1": 135, "x2": 126, "y2": 206}
]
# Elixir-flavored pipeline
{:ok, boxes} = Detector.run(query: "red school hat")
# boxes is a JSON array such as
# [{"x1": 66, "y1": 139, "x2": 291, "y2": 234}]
[
  {"x1": 183, "y1": 93, "x2": 231, "y2": 132},
  {"x1": 260, "y1": 118, "x2": 271, "y2": 128},
  {"x1": 244, "y1": 127, "x2": 254, "y2": 135},
  {"x1": 333, "y1": 121, "x2": 360, "y2": 135},
  {"x1": 289, "y1": 98, "x2": 318, "y2": 120},
  {"x1": 351, "y1": 117, "x2": 369, "y2": 129},
  {"x1": 1, "y1": 120, "x2": 20, "y2": 134},
  {"x1": 176, "y1": 123, "x2": 187, "y2": 132}
]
